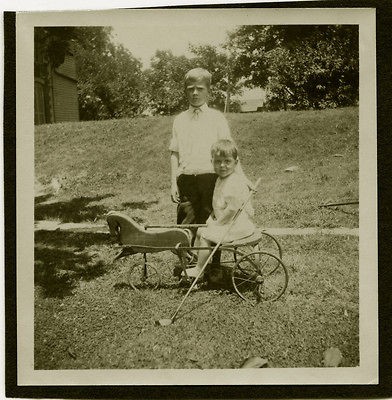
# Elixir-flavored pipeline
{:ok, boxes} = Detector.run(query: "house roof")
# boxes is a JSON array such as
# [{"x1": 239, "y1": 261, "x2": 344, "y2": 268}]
[
  {"x1": 239, "y1": 87, "x2": 266, "y2": 112},
  {"x1": 241, "y1": 98, "x2": 264, "y2": 112},
  {"x1": 55, "y1": 54, "x2": 77, "y2": 81}
]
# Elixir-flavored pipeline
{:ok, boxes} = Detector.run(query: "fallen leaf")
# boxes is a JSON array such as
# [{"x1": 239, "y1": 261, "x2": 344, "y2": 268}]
[
  {"x1": 284, "y1": 166, "x2": 299, "y2": 172},
  {"x1": 240, "y1": 356, "x2": 268, "y2": 368},
  {"x1": 323, "y1": 347, "x2": 343, "y2": 367}
]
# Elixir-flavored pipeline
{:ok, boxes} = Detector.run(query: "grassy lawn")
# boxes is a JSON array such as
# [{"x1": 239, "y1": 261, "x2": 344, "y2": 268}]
[
  {"x1": 34, "y1": 234, "x2": 358, "y2": 369},
  {"x1": 34, "y1": 107, "x2": 359, "y2": 369}
]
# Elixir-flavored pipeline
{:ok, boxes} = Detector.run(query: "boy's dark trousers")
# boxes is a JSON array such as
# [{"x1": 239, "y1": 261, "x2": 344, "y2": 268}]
[
  {"x1": 176, "y1": 173, "x2": 221, "y2": 270},
  {"x1": 176, "y1": 173, "x2": 218, "y2": 225}
]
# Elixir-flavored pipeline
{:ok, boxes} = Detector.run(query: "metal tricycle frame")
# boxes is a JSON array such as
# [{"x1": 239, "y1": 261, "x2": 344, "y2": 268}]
[{"x1": 107, "y1": 213, "x2": 288, "y2": 303}]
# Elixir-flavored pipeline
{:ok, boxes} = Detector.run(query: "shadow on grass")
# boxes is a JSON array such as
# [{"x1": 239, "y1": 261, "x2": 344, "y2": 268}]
[
  {"x1": 35, "y1": 230, "x2": 110, "y2": 249},
  {"x1": 121, "y1": 200, "x2": 159, "y2": 210},
  {"x1": 35, "y1": 194, "x2": 114, "y2": 223},
  {"x1": 35, "y1": 193, "x2": 53, "y2": 204},
  {"x1": 35, "y1": 231, "x2": 112, "y2": 298},
  {"x1": 113, "y1": 280, "x2": 181, "y2": 291},
  {"x1": 174, "y1": 299, "x2": 214, "y2": 323}
]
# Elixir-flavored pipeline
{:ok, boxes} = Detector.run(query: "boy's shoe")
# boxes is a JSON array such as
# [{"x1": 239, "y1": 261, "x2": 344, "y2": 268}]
[
  {"x1": 173, "y1": 266, "x2": 183, "y2": 278},
  {"x1": 206, "y1": 267, "x2": 224, "y2": 284}
]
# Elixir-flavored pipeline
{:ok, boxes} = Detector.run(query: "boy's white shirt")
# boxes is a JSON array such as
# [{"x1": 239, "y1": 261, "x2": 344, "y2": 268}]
[{"x1": 169, "y1": 103, "x2": 231, "y2": 175}]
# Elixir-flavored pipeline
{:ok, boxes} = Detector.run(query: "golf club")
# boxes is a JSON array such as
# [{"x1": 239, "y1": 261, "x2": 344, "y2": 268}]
[
  {"x1": 146, "y1": 224, "x2": 207, "y2": 229},
  {"x1": 155, "y1": 178, "x2": 261, "y2": 326}
]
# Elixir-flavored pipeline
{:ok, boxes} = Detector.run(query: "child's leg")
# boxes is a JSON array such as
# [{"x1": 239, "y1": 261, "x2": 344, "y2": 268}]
[
  {"x1": 187, "y1": 228, "x2": 202, "y2": 260},
  {"x1": 185, "y1": 236, "x2": 212, "y2": 278},
  {"x1": 196, "y1": 236, "x2": 212, "y2": 270},
  {"x1": 193, "y1": 228, "x2": 202, "y2": 248}
]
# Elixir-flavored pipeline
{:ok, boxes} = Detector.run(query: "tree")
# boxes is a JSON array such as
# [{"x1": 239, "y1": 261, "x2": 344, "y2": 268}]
[
  {"x1": 72, "y1": 27, "x2": 145, "y2": 120},
  {"x1": 144, "y1": 50, "x2": 192, "y2": 115},
  {"x1": 144, "y1": 45, "x2": 245, "y2": 115},
  {"x1": 75, "y1": 39, "x2": 145, "y2": 120},
  {"x1": 227, "y1": 25, "x2": 359, "y2": 110},
  {"x1": 34, "y1": 27, "x2": 77, "y2": 69},
  {"x1": 189, "y1": 44, "x2": 243, "y2": 112}
]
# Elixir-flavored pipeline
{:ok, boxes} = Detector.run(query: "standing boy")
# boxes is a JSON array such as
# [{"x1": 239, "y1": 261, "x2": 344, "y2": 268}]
[{"x1": 169, "y1": 67, "x2": 249, "y2": 225}]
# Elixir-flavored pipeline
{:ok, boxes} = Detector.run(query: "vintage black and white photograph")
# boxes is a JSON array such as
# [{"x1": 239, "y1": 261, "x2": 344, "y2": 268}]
[{"x1": 14, "y1": 6, "x2": 377, "y2": 386}]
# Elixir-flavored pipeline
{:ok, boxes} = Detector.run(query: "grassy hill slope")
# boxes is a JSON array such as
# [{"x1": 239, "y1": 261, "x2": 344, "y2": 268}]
[
  {"x1": 35, "y1": 107, "x2": 358, "y2": 228},
  {"x1": 34, "y1": 108, "x2": 360, "y2": 369}
]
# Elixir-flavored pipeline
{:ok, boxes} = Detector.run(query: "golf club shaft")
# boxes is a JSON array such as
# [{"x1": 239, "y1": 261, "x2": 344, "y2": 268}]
[
  {"x1": 146, "y1": 224, "x2": 207, "y2": 229},
  {"x1": 170, "y1": 178, "x2": 261, "y2": 322}
]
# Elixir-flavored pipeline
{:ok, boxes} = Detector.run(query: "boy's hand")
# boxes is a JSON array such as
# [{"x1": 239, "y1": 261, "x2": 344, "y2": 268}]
[
  {"x1": 171, "y1": 183, "x2": 180, "y2": 203},
  {"x1": 206, "y1": 215, "x2": 215, "y2": 225}
]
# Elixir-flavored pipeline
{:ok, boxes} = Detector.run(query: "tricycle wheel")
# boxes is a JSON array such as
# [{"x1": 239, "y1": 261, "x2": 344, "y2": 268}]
[
  {"x1": 232, "y1": 251, "x2": 288, "y2": 303},
  {"x1": 128, "y1": 263, "x2": 160, "y2": 290},
  {"x1": 257, "y1": 231, "x2": 283, "y2": 259}
]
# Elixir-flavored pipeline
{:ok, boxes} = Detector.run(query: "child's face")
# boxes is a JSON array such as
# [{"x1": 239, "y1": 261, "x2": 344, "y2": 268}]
[
  {"x1": 212, "y1": 154, "x2": 238, "y2": 178},
  {"x1": 186, "y1": 78, "x2": 209, "y2": 107}
]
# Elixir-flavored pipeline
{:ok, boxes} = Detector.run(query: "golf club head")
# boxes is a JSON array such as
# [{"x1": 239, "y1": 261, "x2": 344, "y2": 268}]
[{"x1": 155, "y1": 318, "x2": 173, "y2": 327}]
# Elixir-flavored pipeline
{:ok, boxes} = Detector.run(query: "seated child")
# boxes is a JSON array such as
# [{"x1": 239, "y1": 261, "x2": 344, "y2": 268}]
[{"x1": 185, "y1": 139, "x2": 255, "y2": 278}]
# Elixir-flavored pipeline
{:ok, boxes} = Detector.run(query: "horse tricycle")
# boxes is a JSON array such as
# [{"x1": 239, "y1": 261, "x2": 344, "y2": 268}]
[{"x1": 106, "y1": 211, "x2": 288, "y2": 304}]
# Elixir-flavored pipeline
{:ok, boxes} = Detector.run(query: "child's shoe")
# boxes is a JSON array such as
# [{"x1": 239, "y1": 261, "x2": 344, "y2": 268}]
[{"x1": 182, "y1": 266, "x2": 204, "y2": 279}]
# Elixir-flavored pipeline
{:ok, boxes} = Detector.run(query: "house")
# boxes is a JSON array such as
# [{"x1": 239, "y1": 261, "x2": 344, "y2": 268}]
[
  {"x1": 239, "y1": 87, "x2": 266, "y2": 112},
  {"x1": 34, "y1": 50, "x2": 80, "y2": 125}
]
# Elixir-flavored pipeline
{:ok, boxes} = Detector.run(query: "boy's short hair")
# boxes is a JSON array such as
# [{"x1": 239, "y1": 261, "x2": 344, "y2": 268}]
[
  {"x1": 211, "y1": 139, "x2": 238, "y2": 160},
  {"x1": 185, "y1": 68, "x2": 212, "y2": 89}
]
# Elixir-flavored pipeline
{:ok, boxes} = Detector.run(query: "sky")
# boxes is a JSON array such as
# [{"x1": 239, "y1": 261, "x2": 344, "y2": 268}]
[
  {"x1": 110, "y1": 23, "x2": 266, "y2": 100},
  {"x1": 111, "y1": 24, "x2": 237, "y2": 69},
  {"x1": 110, "y1": 23, "x2": 265, "y2": 100}
]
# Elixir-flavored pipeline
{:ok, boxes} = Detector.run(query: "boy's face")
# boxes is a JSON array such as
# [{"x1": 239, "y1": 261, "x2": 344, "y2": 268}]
[
  {"x1": 212, "y1": 154, "x2": 238, "y2": 178},
  {"x1": 186, "y1": 78, "x2": 209, "y2": 107}
]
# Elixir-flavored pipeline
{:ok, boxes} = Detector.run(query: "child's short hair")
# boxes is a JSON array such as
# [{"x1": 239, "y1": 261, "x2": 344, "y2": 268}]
[
  {"x1": 211, "y1": 139, "x2": 238, "y2": 160},
  {"x1": 185, "y1": 68, "x2": 212, "y2": 89}
]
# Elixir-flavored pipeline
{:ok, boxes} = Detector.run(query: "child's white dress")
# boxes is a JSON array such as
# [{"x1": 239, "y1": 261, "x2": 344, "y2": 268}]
[{"x1": 200, "y1": 172, "x2": 255, "y2": 243}]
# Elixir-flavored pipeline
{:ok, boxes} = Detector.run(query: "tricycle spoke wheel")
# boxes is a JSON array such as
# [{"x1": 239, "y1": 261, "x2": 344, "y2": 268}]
[
  {"x1": 232, "y1": 251, "x2": 288, "y2": 303},
  {"x1": 257, "y1": 231, "x2": 283, "y2": 259},
  {"x1": 217, "y1": 247, "x2": 244, "y2": 268},
  {"x1": 128, "y1": 263, "x2": 160, "y2": 289}
]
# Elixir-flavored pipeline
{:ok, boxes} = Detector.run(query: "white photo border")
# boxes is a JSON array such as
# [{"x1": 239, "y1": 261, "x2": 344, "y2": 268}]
[{"x1": 16, "y1": 7, "x2": 377, "y2": 386}]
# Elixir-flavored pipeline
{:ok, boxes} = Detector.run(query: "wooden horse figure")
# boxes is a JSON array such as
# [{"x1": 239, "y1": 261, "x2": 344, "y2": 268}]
[{"x1": 106, "y1": 211, "x2": 192, "y2": 262}]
